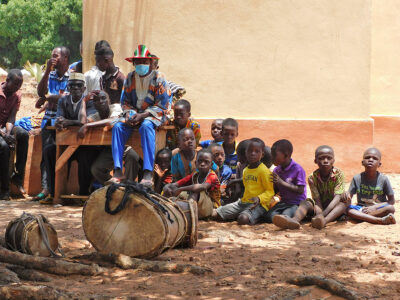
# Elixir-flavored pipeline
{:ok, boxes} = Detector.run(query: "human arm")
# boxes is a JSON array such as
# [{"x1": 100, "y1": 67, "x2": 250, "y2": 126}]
[
  {"x1": 163, "y1": 183, "x2": 179, "y2": 197},
  {"x1": 37, "y1": 59, "x2": 56, "y2": 97},
  {"x1": 272, "y1": 172, "x2": 305, "y2": 194}
]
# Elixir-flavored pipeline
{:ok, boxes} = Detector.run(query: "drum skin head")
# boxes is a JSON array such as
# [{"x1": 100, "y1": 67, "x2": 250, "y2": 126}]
[
  {"x1": 83, "y1": 187, "x2": 167, "y2": 258},
  {"x1": 24, "y1": 222, "x2": 58, "y2": 257}
]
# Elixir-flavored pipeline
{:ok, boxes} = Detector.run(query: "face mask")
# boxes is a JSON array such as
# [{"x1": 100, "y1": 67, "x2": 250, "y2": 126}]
[{"x1": 135, "y1": 64, "x2": 150, "y2": 76}]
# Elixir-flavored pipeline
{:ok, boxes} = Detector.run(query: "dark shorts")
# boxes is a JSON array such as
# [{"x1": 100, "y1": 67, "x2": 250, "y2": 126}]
[{"x1": 265, "y1": 202, "x2": 298, "y2": 223}]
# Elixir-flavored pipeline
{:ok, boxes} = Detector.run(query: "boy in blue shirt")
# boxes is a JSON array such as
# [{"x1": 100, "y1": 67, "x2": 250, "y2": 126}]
[
  {"x1": 200, "y1": 119, "x2": 223, "y2": 149},
  {"x1": 221, "y1": 118, "x2": 238, "y2": 175}
]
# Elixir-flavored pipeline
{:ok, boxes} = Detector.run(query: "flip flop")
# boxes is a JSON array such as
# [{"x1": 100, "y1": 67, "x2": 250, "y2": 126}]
[
  {"x1": 104, "y1": 177, "x2": 125, "y2": 186},
  {"x1": 30, "y1": 192, "x2": 47, "y2": 201},
  {"x1": 139, "y1": 178, "x2": 153, "y2": 188}
]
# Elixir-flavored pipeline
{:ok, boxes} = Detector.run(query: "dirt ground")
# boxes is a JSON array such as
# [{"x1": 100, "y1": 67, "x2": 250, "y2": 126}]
[
  {"x1": 1, "y1": 174, "x2": 400, "y2": 300},
  {"x1": 1, "y1": 78, "x2": 399, "y2": 299}
]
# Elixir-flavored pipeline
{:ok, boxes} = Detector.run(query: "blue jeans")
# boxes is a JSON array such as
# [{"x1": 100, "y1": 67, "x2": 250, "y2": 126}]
[{"x1": 112, "y1": 120, "x2": 156, "y2": 172}]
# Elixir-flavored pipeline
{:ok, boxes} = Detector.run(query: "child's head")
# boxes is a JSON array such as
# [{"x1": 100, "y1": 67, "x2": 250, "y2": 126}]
[
  {"x1": 246, "y1": 138, "x2": 265, "y2": 166},
  {"x1": 221, "y1": 118, "x2": 238, "y2": 146},
  {"x1": 271, "y1": 139, "x2": 293, "y2": 166},
  {"x1": 209, "y1": 143, "x2": 225, "y2": 167},
  {"x1": 196, "y1": 149, "x2": 213, "y2": 175},
  {"x1": 155, "y1": 148, "x2": 172, "y2": 171},
  {"x1": 174, "y1": 99, "x2": 191, "y2": 128},
  {"x1": 211, "y1": 119, "x2": 223, "y2": 142},
  {"x1": 261, "y1": 146, "x2": 273, "y2": 168},
  {"x1": 314, "y1": 145, "x2": 335, "y2": 172},
  {"x1": 362, "y1": 147, "x2": 381, "y2": 171},
  {"x1": 177, "y1": 128, "x2": 196, "y2": 152},
  {"x1": 236, "y1": 139, "x2": 251, "y2": 164}
]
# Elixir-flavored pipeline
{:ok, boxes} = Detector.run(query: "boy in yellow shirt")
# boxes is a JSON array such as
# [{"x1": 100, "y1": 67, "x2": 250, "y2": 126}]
[{"x1": 212, "y1": 138, "x2": 275, "y2": 225}]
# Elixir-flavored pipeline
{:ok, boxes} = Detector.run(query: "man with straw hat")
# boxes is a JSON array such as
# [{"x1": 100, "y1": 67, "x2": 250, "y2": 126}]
[{"x1": 109, "y1": 44, "x2": 172, "y2": 187}]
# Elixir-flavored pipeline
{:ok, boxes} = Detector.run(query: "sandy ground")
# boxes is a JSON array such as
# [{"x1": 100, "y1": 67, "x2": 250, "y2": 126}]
[{"x1": 1, "y1": 174, "x2": 400, "y2": 299}]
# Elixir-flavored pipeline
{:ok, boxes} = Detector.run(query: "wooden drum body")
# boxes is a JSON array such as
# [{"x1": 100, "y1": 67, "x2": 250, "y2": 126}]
[
  {"x1": 82, "y1": 185, "x2": 198, "y2": 259},
  {"x1": 5, "y1": 213, "x2": 59, "y2": 257}
]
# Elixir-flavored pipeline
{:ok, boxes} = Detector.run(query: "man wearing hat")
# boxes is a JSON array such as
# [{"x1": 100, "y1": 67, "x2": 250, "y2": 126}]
[
  {"x1": 110, "y1": 44, "x2": 172, "y2": 186},
  {"x1": 40, "y1": 73, "x2": 98, "y2": 204}
]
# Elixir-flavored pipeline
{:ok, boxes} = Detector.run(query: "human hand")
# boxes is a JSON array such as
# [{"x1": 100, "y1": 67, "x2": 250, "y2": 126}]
[
  {"x1": 361, "y1": 207, "x2": 372, "y2": 214},
  {"x1": 131, "y1": 112, "x2": 146, "y2": 126},
  {"x1": 154, "y1": 164, "x2": 168, "y2": 178},
  {"x1": 249, "y1": 197, "x2": 260, "y2": 210},
  {"x1": 46, "y1": 57, "x2": 57, "y2": 72},
  {"x1": 28, "y1": 128, "x2": 41, "y2": 136},
  {"x1": 3, "y1": 133, "x2": 16, "y2": 146},
  {"x1": 55, "y1": 117, "x2": 67, "y2": 130},
  {"x1": 340, "y1": 192, "x2": 351, "y2": 205},
  {"x1": 77, "y1": 125, "x2": 88, "y2": 139},
  {"x1": 35, "y1": 97, "x2": 47, "y2": 109},
  {"x1": 271, "y1": 172, "x2": 284, "y2": 186}
]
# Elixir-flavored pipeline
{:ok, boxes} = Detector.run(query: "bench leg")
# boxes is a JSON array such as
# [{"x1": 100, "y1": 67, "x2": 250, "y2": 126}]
[{"x1": 54, "y1": 145, "x2": 78, "y2": 205}]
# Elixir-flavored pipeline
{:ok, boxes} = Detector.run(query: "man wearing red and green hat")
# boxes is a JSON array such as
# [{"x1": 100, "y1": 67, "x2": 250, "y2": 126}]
[{"x1": 110, "y1": 44, "x2": 172, "y2": 186}]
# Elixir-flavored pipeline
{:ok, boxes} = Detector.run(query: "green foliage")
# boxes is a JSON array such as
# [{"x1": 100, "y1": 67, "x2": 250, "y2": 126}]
[
  {"x1": 0, "y1": 0, "x2": 82, "y2": 69},
  {"x1": 24, "y1": 60, "x2": 43, "y2": 83}
]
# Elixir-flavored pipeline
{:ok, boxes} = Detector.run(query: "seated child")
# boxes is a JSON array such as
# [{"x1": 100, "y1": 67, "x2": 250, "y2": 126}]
[
  {"x1": 346, "y1": 147, "x2": 396, "y2": 225},
  {"x1": 265, "y1": 139, "x2": 307, "y2": 222},
  {"x1": 212, "y1": 138, "x2": 275, "y2": 225},
  {"x1": 273, "y1": 145, "x2": 348, "y2": 230},
  {"x1": 166, "y1": 99, "x2": 201, "y2": 152},
  {"x1": 224, "y1": 139, "x2": 250, "y2": 204},
  {"x1": 171, "y1": 128, "x2": 197, "y2": 181},
  {"x1": 209, "y1": 143, "x2": 232, "y2": 186},
  {"x1": 221, "y1": 118, "x2": 239, "y2": 175},
  {"x1": 163, "y1": 149, "x2": 220, "y2": 219},
  {"x1": 200, "y1": 119, "x2": 223, "y2": 148},
  {"x1": 154, "y1": 148, "x2": 173, "y2": 194}
]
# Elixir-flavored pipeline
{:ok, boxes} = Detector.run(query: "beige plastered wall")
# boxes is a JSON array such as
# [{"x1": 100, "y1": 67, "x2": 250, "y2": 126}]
[
  {"x1": 370, "y1": 0, "x2": 400, "y2": 116},
  {"x1": 83, "y1": 0, "x2": 371, "y2": 120}
]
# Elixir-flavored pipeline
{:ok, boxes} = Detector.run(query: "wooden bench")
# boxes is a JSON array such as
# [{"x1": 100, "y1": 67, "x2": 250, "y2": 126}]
[{"x1": 53, "y1": 125, "x2": 172, "y2": 204}]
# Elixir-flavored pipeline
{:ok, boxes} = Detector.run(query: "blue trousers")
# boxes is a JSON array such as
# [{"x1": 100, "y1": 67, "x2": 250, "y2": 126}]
[{"x1": 112, "y1": 120, "x2": 156, "y2": 172}]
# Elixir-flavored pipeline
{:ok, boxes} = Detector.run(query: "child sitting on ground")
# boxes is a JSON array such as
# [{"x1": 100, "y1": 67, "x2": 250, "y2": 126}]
[
  {"x1": 166, "y1": 99, "x2": 201, "y2": 152},
  {"x1": 153, "y1": 148, "x2": 173, "y2": 194},
  {"x1": 346, "y1": 147, "x2": 396, "y2": 225},
  {"x1": 224, "y1": 139, "x2": 250, "y2": 204},
  {"x1": 212, "y1": 138, "x2": 275, "y2": 225},
  {"x1": 273, "y1": 145, "x2": 348, "y2": 230},
  {"x1": 171, "y1": 128, "x2": 197, "y2": 181},
  {"x1": 209, "y1": 143, "x2": 232, "y2": 204},
  {"x1": 221, "y1": 118, "x2": 239, "y2": 175},
  {"x1": 265, "y1": 139, "x2": 307, "y2": 223},
  {"x1": 200, "y1": 119, "x2": 223, "y2": 148},
  {"x1": 163, "y1": 149, "x2": 220, "y2": 219}
]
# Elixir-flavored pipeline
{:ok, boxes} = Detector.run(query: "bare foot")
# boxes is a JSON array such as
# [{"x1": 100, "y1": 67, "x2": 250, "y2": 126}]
[
  {"x1": 382, "y1": 213, "x2": 396, "y2": 225},
  {"x1": 311, "y1": 214, "x2": 326, "y2": 230},
  {"x1": 272, "y1": 215, "x2": 300, "y2": 230}
]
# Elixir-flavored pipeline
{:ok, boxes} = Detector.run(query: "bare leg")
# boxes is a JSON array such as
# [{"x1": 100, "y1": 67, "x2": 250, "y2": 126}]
[
  {"x1": 324, "y1": 202, "x2": 347, "y2": 224},
  {"x1": 273, "y1": 200, "x2": 313, "y2": 229},
  {"x1": 237, "y1": 214, "x2": 251, "y2": 225},
  {"x1": 292, "y1": 200, "x2": 314, "y2": 222},
  {"x1": 348, "y1": 208, "x2": 395, "y2": 225}
]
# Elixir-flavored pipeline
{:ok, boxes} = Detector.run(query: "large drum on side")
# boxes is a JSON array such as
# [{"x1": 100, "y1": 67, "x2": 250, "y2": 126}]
[
  {"x1": 5, "y1": 213, "x2": 60, "y2": 257},
  {"x1": 82, "y1": 184, "x2": 198, "y2": 259}
]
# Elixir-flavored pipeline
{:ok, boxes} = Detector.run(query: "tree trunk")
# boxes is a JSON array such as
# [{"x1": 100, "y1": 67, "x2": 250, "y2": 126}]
[{"x1": 0, "y1": 246, "x2": 104, "y2": 276}]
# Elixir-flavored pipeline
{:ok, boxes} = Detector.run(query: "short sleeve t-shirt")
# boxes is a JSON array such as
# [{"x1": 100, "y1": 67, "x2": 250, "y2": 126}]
[
  {"x1": 308, "y1": 167, "x2": 345, "y2": 208},
  {"x1": 273, "y1": 159, "x2": 307, "y2": 205},
  {"x1": 242, "y1": 163, "x2": 275, "y2": 211},
  {"x1": 177, "y1": 170, "x2": 221, "y2": 207},
  {"x1": 349, "y1": 172, "x2": 394, "y2": 206}
]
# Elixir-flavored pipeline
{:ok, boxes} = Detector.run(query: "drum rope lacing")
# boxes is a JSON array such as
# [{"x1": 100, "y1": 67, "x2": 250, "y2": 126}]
[
  {"x1": 7, "y1": 212, "x2": 64, "y2": 258},
  {"x1": 105, "y1": 181, "x2": 174, "y2": 223}
]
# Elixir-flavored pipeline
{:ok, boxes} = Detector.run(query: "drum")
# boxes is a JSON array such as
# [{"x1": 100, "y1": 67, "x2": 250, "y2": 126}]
[
  {"x1": 5, "y1": 213, "x2": 60, "y2": 257},
  {"x1": 82, "y1": 183, "x2": 198, "y2": 259},
  {"x1": 175, "y1": 200, "x2": 198, "y2": 248}
]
